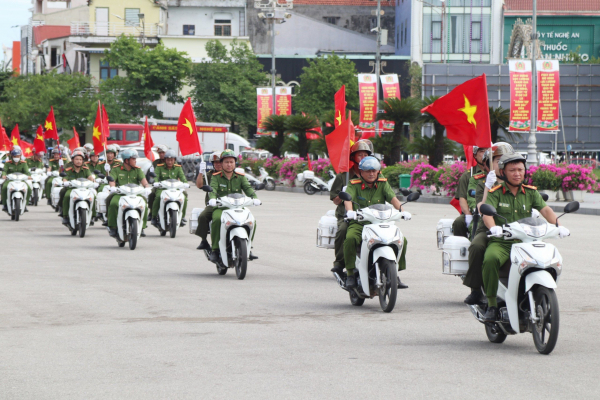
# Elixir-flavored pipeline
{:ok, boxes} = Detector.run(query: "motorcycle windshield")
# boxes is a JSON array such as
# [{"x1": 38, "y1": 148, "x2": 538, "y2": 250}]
[
  {"x1": 162, "y1": 179, "x2": 180, "y2": 188},
  {"x1": 226, "y1": 193, "x2": 245, "y2": 206},
  {"x1": 368, "y1": 204, "x2": 393, "y2": 220},
  {"x1": 8, "y1": 173, "x2": 27, "y2": 181},
  {"x1": 517, "y1": 217, "x2": 547, "y2": 238},
  {"x1": 121, "y1": 184, "x2": 141, "y2": 194}
]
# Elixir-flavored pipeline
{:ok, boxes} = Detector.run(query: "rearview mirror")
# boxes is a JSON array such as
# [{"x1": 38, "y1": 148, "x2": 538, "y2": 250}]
[
  {"x1": 400, "y1": 188, "x2": 411, "y2": 196},
  {"x1": 59, "y1": 172, "x2": 66, "y2": 177},
  {"x1": 94, "y1": 169, "x2": 101, "y2": 175},
  {"x1": 338, "y1": 191, "x2": 352, "y2": 202},
  {"x1": 148, "y1": 171, "x2": 156, "y2": 178},
  {"x1": 201, "y1": 185, "x2": 213, "y2": 192},
  {"x1": 97, "y1": 174, "x2": 106, "y2": 179},
  {"x1": 479, "y1": 204, "x2": 497, "y2": 216},
  {"x1": 540, "y1": 192, "x2": 549, "y2": 201},
  {"x1": 255, "y1": 183, "x2": 266, "y2": 191},
  {"x1": 564, "y1": 201, "x2": 579, "y2": 214},
  {"x1": 106, "y1": 176, "x2": 115, "y2": 183},
  {"x1": 407, "y1": 192, "x2": 420, "y2": 202}
]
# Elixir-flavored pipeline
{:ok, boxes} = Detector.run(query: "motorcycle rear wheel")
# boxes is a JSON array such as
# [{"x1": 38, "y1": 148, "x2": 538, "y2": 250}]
[
  {"x1": 378, "y1": 259, "x2": 398, "y2": 313},
  {"x1": 169, "y1": 209, "x2": 178, "y2": 238},
  {"x1": 13, "y1": 198, "x2": 20, "y2": 222},
  {"x1": 532, "y1": 286, "x2": 559, "y2": 355},
  {"x1": 265, "y1": 179, "x2": 275, "y2": 191},
  {"x1": 78, "y1": 208, "x2": 87, "y2": 238},
  {"x1": 485, "y1": 323, "x2": 507, "y2": 344},
  {"x1": 304, "y1": 181, "x2": 317, "y2": 195},
  {"x1": 128, "y1": 219, "x2": 138, "y2": 250},
  {"x1": 349, "y1": 290, "x2": 365, "y2": 306},
  {"x1": 233, "y1": 237, "x2": 248, "y2": 280}
]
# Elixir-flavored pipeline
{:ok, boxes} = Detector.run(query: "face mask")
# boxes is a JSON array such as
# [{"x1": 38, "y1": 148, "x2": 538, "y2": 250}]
[{"x1": 13, "y1": 157, "x2": 20, "y2": 163}]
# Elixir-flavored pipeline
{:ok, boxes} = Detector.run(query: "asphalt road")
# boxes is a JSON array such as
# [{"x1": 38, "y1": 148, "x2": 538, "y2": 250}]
[{"x1": 1, "y1": 189, "x2": 599, "y2": 399}]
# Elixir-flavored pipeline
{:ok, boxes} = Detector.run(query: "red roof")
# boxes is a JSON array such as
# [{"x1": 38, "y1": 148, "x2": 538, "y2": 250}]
[
  {"x1": 293, "y1": 0, "x2": 393, "y2": 5},
  {"x1": 505, "y1": 0, "x2": 600, "y2": 13},
  {"x1": 32, "y1": 25, "x2": 71, "y2": 46}
]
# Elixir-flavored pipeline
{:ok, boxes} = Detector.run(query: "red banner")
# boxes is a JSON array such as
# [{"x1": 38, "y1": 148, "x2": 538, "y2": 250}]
[
  {"x1": 256, "y1": 88, "x2": 273, "y2": 134},
  {"x1": 536, "y1": 60, "x2": 560, "y2": 131},
  {"x1": 358, "y1": 74, "x2": 377, "y2": 130},
  {"x1": 509, "y1": 60, "x2": 532, "y2": 132},
  {"x1": 150, "y1": 124, "x2": 227, "y2": 133},
  {"x1": 380, "y1": 74, "x2": 401, "y2": 100},
  {"x1": 275, "y1": 86, "x2": 292, "y2": 116}
]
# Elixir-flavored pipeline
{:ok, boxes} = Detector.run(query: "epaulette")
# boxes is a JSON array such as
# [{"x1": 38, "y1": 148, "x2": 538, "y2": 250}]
[
  {"x1": 98, "y1": 161, "x2": 105, "y2": 164},
  {"x1": 235, "y1": 170, "x2": 245, "y2": 176},
  {"x1": 377, "y1": 177, "x2": 387, "y2": 182},
  {"x1": 350, "y1": 179, "x2": 362, "y2": 184},
  {"x1": 82, "y1": 166, "x2": 89, "y2": 170},
  {"x1": 212, "y1": 171, "x2": 222, "y2": 176},
  {"x1": 156, "y1": 163, "x2": 164, "y2": 167},
  {"x1": 473, "y1": 173, "x2": 486, "y2": 179},
  {"x1": 175, "y1": 164, "x2": 181, "y2": 167},
  {"x1": 489, "y1": 184, "x2": 503, "y2": 193},
  {"x1": 66, "y1": 167, "x2": 73, "y2": 171},
  {"x1": 522, "y1": 184, "x2": 537, "y2": 190},
  {"x1": 20, "y1": 160, "x2": 27, "y2": 163}
]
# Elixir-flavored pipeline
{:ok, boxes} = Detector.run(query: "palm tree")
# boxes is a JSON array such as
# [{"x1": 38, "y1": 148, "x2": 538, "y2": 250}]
[
  {"x1": 405, "y1": 133, "x2": 459, "y2": 162},
  {"x1": 489, "y1": 106, "x2": 520, "y2": 143},
  {"x1": 260, "y1": 114, "x2": 288, "y2": 157},
  {"x1": 284, "y1": 113, "x2": 320, "y2": 159},
  {"x1": 419, "y1": 95, "x2": 445, "y2": 166},
  {"x1": 376, "y1": 97, "x2": 421, "y2": 164}
]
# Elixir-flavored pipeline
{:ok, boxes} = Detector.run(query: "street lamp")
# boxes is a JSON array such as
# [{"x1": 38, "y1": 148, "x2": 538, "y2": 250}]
[{"x1": 138, "y1": 13, "x2": 145, "y2": 48}]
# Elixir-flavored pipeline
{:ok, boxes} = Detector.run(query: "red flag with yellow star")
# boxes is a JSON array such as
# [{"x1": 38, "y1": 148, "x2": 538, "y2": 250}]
[
  {"x1": 10, "y1": 125, "x2": 22, "y2": 149},
  {"x1": 143, "y1": 117, "x2": 155, "y2": 162},
  {"x1": 67, "y1": 127, "x2": 81, "y2": 151},
  {"x1": 21, "y1": 139, "x2": 35, "y2": 158},
  {"x1": 0, "y1": 127, "x2": 11, "y2": 151},
  {"x1": 420, "y1": 74, "x2": 492, "y2": 148},
  {"x1": 92, "y1": 102, "x2": 106, "y2": 154},
  {"x1": 101, "y1": 105, "x2": 110, "y2": 142},
  {"x1": 334, "y1": 86, "x2": 346, "y2": 129},
  {"x1": 326, "y1": 111, "x2": 356, "y2": 174},
  {"x1": 34, "y1": 125, "x2": 46, "y2": 154},
  {"x1": 44, "y1": 106, "x2": 59, "y2": 140},
  {"x1": 176, "y1": 98, "x2": 202, "y2": 156}
]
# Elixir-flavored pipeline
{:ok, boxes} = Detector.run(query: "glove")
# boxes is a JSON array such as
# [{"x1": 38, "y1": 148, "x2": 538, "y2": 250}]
[
  {"x1": 208, "y1": 199, "x2": 217, "y2": 207},
  {"x1": 485, "y1": 170, "x2": 497, "y2": 190},
  {"x1": 109, "y1": 186, "x2": 117, "y2": 193},
  {"x1": 104, "y1": 163, "x2": 111, "y2": 173},
  {"x1": 342, "y1": 186, "x2": 347, "y2": 192},
  {"x1": 489, "y1": 226, "x2": 503, "y2": 236},
  {"x1": 62, "y1": 181, "x2": 70, "y2": 187},
  {"x1": 558, "y1": 226, "x2": 570, "y2": 239},
  {"x1": 346, "y1": 210, "x2": 357, "y2": 220},
  {"x1": 58, "y1": 159, "x2": 64, "y2": 167},
  {"x1": 153, "y1": 182, "x2": 160, "y2": 188},
  {"x1": 149, "y1": 166, "x2": 154, "y2": 173},
  {"x1": 531, "y1": 209, "x2": 541, "y2": 219},
  {"x1": 46, "y1": 171, "x2": 52, "y2": 176},
  {"x1": 199, "y1": 161, "x2": 207, "y2": 174},
  {"x1": 465, "y1": 215, "x2": 473, "y2": 227},
  {"x1": 400, "y1": 211, "x2": 412, "y2": 221},
  {"x1": 144, "y1": 187, "x2": 152, "y2": 196},
  {"x1": 253, "y1": 199, "x2": 262, "y2": 206},
  {"x1": 93, "y1": 182, "x2": 99, "y2": 188}
]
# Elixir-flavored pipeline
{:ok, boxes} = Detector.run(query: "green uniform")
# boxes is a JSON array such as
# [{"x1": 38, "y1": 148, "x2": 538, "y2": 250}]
[
  {"x1": 2, "y1": 160, "x2": 31, "y2": 206},
  {"x1": 60, "y1": 166, "x2": 93, "y2": 218},
  {"x1": 209, "y1": 170, "x2": 257, "y2": 250},
  {"x1": 343, "y1": 176, "x2": 408, "y2": 274},
  {"x1": 329, "y1": 171, "x2": 358, "y2": 270},
  {"x1": 150, "y1": 163, "x2": 188, "y2": 217},
  {"x1": 195, "y1": 170, "x2": 216, "y2": 240},
  {"x1": 480, "y1": 182, "x2": 547, "y2": 306},
  {"x1": 452, "y1": 167, "x2": 482, "y2": 238},
  {"x1": 107, "y1": 165, "x2": 148, "y2": 230},
  {"x1": 85, "y1": 161, "x2": 101, "y2": 173},
  {"x1": 45, "y1": 158, "x2": 67, "y2": 198},
  {"x1": 26, "y1": 159, "x2": 44, "y2": 170},
  {"x1": 96, "y1": 160, "x2": 122, "y2": 192},
  {"x1": 152, "y1": 158, "x2": 165, "y2": 168}
]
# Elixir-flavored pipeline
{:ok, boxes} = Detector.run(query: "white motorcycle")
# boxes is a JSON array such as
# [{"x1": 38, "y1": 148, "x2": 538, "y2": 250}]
[
  {"x1": 152, "y1": 179, "x2": 189, "y2": 238},
  {"x1": 94, "y1": 173, "x2": 110, "y2": 224},
  {"x1": 29, "y1": 168, "x2": 46, "y2": 206},
  {"x1": 49, "y1": 171, "x2": 64, "y2": 212},
  {"x1": 238, "y1": 167, "x2": 277, "y2": 191},
  {"x1": 1, "y1": 173, "x2": 29, "y2": 221},
  {"x1": 336, "y1": 191, "x2": 419, "y2": 312},
  {"x1": 199, "y1": 184, "x2": 264, "y2": 279},
  {"x1": 463, "y1": 201, "x2": 579, "y2": 355},
  {"x1": 298, "y1": 169, "x2": 336, "y2": 195},
  {"x1": 106, "y1": 179, "x2": 147, "y2": 250},
  {"x1": 62, "y1": 178, "x2": 97, "y2": 238}
]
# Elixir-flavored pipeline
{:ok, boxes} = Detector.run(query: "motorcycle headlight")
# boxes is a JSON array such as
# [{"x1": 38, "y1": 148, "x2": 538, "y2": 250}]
[
  {"x1": 517, "y1": 248, "x2": 538, "y2": 275},
  {"x1": 72, "y1": 195, "x2": 80, "y2": 201},
  {"x1": 366, "y1": 227, "x2": 383, "y2": 250}
]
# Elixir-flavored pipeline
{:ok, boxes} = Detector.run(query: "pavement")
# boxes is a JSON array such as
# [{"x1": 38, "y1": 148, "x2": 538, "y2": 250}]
[{"x1": 1, "y1": 189, "x2": 599, "y2": 399}]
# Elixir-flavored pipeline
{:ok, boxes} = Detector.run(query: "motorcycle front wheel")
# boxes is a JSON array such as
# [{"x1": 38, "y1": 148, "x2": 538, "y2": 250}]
[
  {"x1": 378, "y1": 259, "x2": 398, "y2": 313},
  {"x1": 532, "y1": 286, "x2": 560, "y2": 355},
  {"x1": 78, "y1": 208, "x2": 87, "y2": 238},
  {"x1": 169, "y1": 209, "x2": 178, "y2": 238},
  {"x1": 128, "y1": 219, "x2": 138, "y2": 250},
  {"x1": 304, "y1": 181, "x2": 317, "y2": 195},
  {"x1": 32, "y1": 188, "x2": 39, "y2": 206},
  {"x1": 233, "y1": 237, "x2": 248, "y2": 280},
  {"x1": 13, "y1": 198, "x2": 20, "y2": 221},
  {"x1": 265, "y1": 179, "x2": 276, "y2": 191}
]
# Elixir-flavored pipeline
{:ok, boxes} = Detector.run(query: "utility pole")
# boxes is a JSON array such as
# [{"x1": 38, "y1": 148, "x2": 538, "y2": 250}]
[
  {"x1": 527, "y1": 0, "x2": 538, "y2": 165},
  {"x1": 271, "y1": 16, "x2": 276, "y2": 113},
  {"x1": 375, "y1": 0, "x2": 381, "y2": 137}
]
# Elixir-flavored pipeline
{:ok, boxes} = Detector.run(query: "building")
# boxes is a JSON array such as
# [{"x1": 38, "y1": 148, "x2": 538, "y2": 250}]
[
  {"x1": 407, "y1": 0, "x2": 504, "y2": 65},
  {"x1": 503, "y1": 0, "x2": 600, "y2": 62}
]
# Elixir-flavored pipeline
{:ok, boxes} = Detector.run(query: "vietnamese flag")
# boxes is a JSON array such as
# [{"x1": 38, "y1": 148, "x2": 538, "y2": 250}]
[
  {"x1": 420, "y1": 74, "x2": 492, "y2": 148},
  {"x1": 326, "y1": 112, "x2": 355, "y2": 174},
  {"x1": 101, "y1": 104, "x2": 110, "y2": 141},
  {"x1": 0, "y1": 127, "x2": 11, "y2": 151},
  {"x1": 21, "y1": 139, "x2": 34, "y2": 158},
  {"x1": 450, "y1": 198, "x2": 462, "y2": 214},
  {"x1": 44, "y1": 106, "x2": 59, "y2": 140},
  {"x1": 143, "y1": 117, "x2": 155, "y2": 162},
  {"x1": 92, "y1": 102, "x2": 106, "y2": 154},
  {"x1": 67, "y1": 127, "x2": 81, "y2": 151},
  {"x1": 10, "y1": 125, "x2": 21, "y2": 148},
  {"x1": 334, "y1": 85, "x2": 346, "y2": 128},
  {"x1": 176, "y1": 98, "x2": 202, "y2": 156},
  {"x1": 34, "y1": 125, "x2": 46, "y2": 154},
  {"x1": 463, "y1": 145, "x2": 478, "y2": 168}
]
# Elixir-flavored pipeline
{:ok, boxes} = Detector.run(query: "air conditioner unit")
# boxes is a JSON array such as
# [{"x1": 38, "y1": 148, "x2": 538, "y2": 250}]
[{"x1": 265, "y1": 12, "x2": 275, "y2": 18}]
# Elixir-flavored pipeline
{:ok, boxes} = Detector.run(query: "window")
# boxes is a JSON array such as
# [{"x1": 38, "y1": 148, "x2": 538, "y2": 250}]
[
  {"x1": 100, "y1": 61, "x2": 118, "y2": 80},
  {"x1": 370, "y1": 17, "x2": 377, "y2": 31},
  {"x1": 183, "y1": 24, "x2": 195, "y2": 35},
  {"x1": 432, "y1": 21, "x2": 441, "y2": 40},
  {"x1": 108, "y1": 130, "x2": 122, "y2": 141},
  {"x1": 405, "y1": 19, "x2": 408, "y2": 45},
  {"x1": 125, "y1": 8, "x2": 140, "y2": 26},
  {"x1": 227, "y1": 143, "x2": 234, "y2": 151},
  {"x1": 214, "y1": 20, "x2": 231, "y2": 36},
  {"x1": 323, "y1": 16, "x2": 339, "y2": 25},
  {"x1": 471, "y1": 21, "x2": 481, "y2": 40},
  {"x1": 50, "y1": 47, "x2": 58, "y2": 67},
  {"x1": 400, "y1": 22, "x2": 404, "y2": 46},
  {"x1": 125, "y1": 130, "x2": 140, "y2": 141}
]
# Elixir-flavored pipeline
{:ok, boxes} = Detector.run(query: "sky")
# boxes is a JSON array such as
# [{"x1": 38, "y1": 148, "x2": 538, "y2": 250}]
[{"x1": 0, "y1": 0, "x2": 32, "y2": 68}]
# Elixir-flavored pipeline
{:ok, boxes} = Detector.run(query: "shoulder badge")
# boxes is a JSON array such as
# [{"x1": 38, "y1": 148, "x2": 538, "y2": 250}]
[
  {"x1": 522, "y1": 184, "x2": 537, "y2": 190},
  {"x1": 156, "y1": 163, "x2": 164, "y2": 167},
  {"x1": 213, "y1": 171, "x2": 222, "y2": 176},
  {"x1": 350, "y1": 179, "x2": 362, "y2": 185},
  {"x1": 473, "y1": 173, "x2": 486, "y2": 179},
  {"x1": 20, "y1": 160, "x2": 27, "y2": 163},
  {"x1": 82, "y1": 166, "x2": 89, "y2": 170},
  {"x1": 235, "y1": 170, "x2": 245, "y2": 176},
  {"x1": 66, "y1": 167, "x2": 73, "y2": 171},
  {"x1": 175, "y1": 164, "x2": 181, "y2": 167},
  {"x1": 377, "y1": 177, "x2": 387, "y2": 182},
  {"x1": 488, "y1": 184, "x2": 503, "y2": 193}
]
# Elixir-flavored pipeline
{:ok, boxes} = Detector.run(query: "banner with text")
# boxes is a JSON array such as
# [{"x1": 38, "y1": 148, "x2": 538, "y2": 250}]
[
  {"x1": 508, "y1": 60, "x2": 532, "y2": 132},
  {"x1": 275, "y1": 87, "x2": 292, "y2": 116},
  {"x1": 536, "y1": 60, "x2": 560, "y2": 131},
  {"x1": 380, "y1": 74, "x2": 401, "y2": 100},
  {"x1": 358, "y1": 74, "x2": 377, "y2": 130},
  {"x1": 256, "y1": 88, "x2": 273, "y2": 134}
]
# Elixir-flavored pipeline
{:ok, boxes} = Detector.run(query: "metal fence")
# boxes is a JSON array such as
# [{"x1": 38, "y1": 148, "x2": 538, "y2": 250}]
[{"x1": 422, "y1": 64, "x2": 600, "y2": 152}]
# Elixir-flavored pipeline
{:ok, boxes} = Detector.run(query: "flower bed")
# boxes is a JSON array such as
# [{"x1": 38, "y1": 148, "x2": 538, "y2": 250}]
[{"x1": 409, "y1": 163, "x2": 439, "y2": 193}]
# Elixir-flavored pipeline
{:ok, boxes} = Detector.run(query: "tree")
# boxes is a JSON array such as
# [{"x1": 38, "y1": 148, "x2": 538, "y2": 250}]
[
  {"x1": 93, "y1": 77, "x2": 140, "y2": 124},
  {"x1": 489, "y1": 106, "x2": 517, "y2": 143},
  {"x1": 102, "y1": 35, "x2": 191, "y2": 119},
  {"x1": 420, "y1": 95, "x2": 446, "y2": 167},
  {"x1": 189, "y1": 39, "x2": 266, "y2": 132},
  {"x1": 294, "y1": 54, "x2": 359, "y2": 117},
  {"x1": 0, "y1": 72, "x2": 94, "y2": 137},
  {"x1": 284, "y1": 114, "x2": 320, "y2": 158},
  {"x1": 376, "y1": 97, "x2": 421, "y2": 164},
  {"x1": 405, "y1": 133, "x2": 459, "y2": 163},
  {"x1": 259, "y1": 114, "x2": 288, "y2": 157}
]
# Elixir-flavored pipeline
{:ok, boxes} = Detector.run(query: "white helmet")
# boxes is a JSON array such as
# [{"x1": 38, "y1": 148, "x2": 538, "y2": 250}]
[{"x1": 156, "y1": 144, "x2": 169, "y2": 153}]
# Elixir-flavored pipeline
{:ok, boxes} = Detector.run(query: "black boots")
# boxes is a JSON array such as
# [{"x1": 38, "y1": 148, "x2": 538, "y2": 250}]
[
  {"x1": 397, "y1": 277, "x2": 408, "y2": 289},
  {"x1": 346, "y1": 274, "x2": 357, "y2": 289},
  {"x1": 482, "y1": 306, "x2": 498, "y2": 322},
  {"x1": 209, "y1": 250, "x2": 220, "y2": 262},
  {"x1": 197, "y1": 240, "x2": 210, "y2": 250},
  {"x1": 108, "y1": 227, "x2": 118, "y2": 237},
  {"x1": 464, "y1": 289, "x2": 486, "y2": 305}
]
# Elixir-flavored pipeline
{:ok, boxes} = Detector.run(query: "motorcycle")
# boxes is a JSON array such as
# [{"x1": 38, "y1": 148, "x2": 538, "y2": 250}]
[
  {"x1": 62, "y1": 178, "x2": 97, "y2": 237},
  {"x1": 460, "y1": 201, "x2": 579, "y2": 354},
  {"x1": 106, "y1": 176, "x2": 147, "y2": 250},
  {"x1": 237, "y1": 167, "x2": 277, "y2": 191},
  {"x1": 152, "y1": 179, "x2": 189, "y2": 238},
  {"x1": 198, "y1": 183, "x2": 264, "y2": 280},
  {"x1": 49, "y1": 171, "x2": 64, "y2": 212},
  {"x1": 298, "y1": 169, "x2": 336, "y2": 195},
  {"x1": 28, "y1": 168, "x2": 46, "y2": 206},
  {"x1": 1, "y1": 173, "x2": 29, "y2": 221},
  {"x1": 335, "y1": 191, "x2": 420, "y2": 312},
  {"x1": 94, "y1": 173, "x2": 110, "y2": 224}
]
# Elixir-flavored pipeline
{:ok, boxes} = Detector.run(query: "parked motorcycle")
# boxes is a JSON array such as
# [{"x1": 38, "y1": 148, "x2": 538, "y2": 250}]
[
  {"x1": 298, "y1": 169, "x2": 336, "y2": 195},
  {"x1": 335, "y1": 191, "x2": 419, "y2": 312},
  {"x1": 152, "y1": 179, "x2": 189, "y2": 238},
  {"x1": 28, "y1": 168, "x2": 46, "y2": 206},
  {"x1": 462, "y1": 201, "x2": 578, "y2": 354},
  {"x1": 1, "y1": 173, "x2": 29, "y2": 221},
  {"x1": 106, "y1": 176, "x2": 148, "y2": 250},
  {"x1": 62, "y1": 178, "x2": 97, "y2": 237}
]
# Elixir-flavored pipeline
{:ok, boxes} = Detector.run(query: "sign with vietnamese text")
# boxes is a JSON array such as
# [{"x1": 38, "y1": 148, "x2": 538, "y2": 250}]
[
  {"x1": 358, "y1": 74, "x2": 377, "y2": 130},
  {"x1": 256, "y1": 88, "x2": 273, "y2": 134},
  {"x1": 536, "y1": 60, "x2": 560, "y2": 131},
  {"x1": 509, "y1": 59, "x2": 532, "y2": 131}
]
